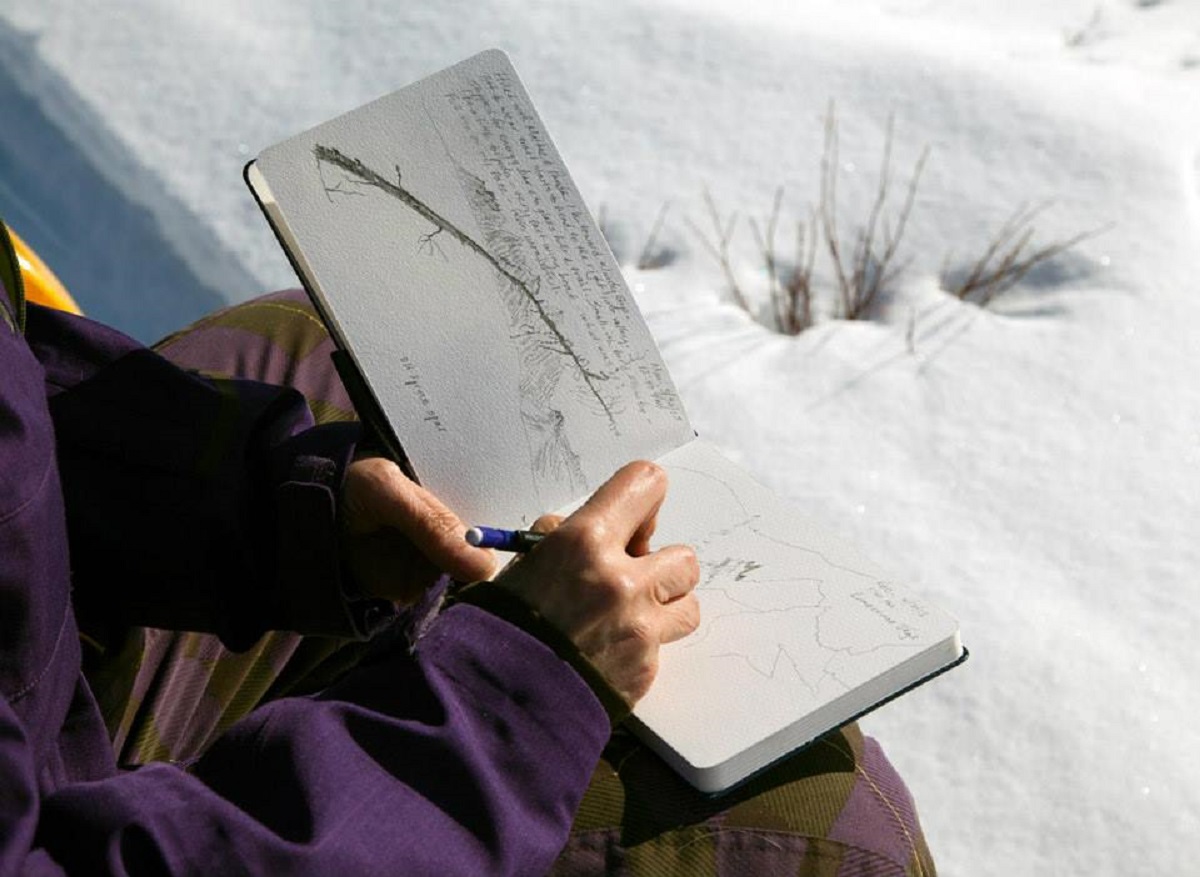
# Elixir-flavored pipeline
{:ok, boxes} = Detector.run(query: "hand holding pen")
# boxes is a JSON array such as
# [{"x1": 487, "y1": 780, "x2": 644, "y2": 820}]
[{"x1": 486, "y1": 461, "x2": 701, "y2": 707}]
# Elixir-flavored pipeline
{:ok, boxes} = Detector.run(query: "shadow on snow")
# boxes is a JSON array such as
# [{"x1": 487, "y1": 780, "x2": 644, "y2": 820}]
[{"x1": 0, "y1": 19, "x2": 255, "y2": 343}]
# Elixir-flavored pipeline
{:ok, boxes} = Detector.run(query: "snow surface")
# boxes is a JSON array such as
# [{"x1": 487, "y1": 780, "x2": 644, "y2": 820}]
[{"x1": 2, "y1": 0, "x2": 1198, "y2": 872}]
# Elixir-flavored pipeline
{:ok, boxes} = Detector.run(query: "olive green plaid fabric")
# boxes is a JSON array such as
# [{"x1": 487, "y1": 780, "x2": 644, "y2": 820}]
[
  {"x1": 81, "y1": 289, "x2": 937, "y2": 875},
  {"x1": 85, "y1": 290, "x2": 367, "y2": 765},
  {"x1": 554, "y1": 724, "x2": 935, "y2": 876}
]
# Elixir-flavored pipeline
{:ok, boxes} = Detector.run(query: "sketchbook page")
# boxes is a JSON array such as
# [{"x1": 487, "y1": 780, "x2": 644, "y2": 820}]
[
  {"x1": 634, "y1": 439, "x2": 963, "y2": 791},
  {"x1": 254, "y1": 50, "x2": 693, "y2": 526}
]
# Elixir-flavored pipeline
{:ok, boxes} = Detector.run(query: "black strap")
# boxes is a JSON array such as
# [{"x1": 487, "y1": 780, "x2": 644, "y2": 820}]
[{"x1": 0, "y1": 218, "x2": 27, "y2": 336}]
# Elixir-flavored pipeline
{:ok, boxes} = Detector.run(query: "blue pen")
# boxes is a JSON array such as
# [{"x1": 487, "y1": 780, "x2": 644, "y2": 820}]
[{"x1": 464, "y1": 526, "x2": 546, "y2": 552}]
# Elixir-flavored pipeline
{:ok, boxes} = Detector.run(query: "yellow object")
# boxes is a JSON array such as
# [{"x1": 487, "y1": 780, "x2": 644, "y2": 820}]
[{"x1": 9, "y1": 227, "x2": 82, "y2": 314}]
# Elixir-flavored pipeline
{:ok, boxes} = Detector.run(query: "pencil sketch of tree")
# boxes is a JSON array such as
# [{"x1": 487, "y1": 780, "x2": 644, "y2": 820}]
[
  {"x1": 313, "y1": 142, "x2": 601, "y2": 498},
  {"x1": 442, "y1": 156, "x2": 591, "y2": 495}
]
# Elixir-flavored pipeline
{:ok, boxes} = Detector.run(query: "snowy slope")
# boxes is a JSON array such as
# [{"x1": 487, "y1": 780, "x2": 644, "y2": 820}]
[{"x1": 1, "y1": 0, "x2": 1198, "y2": 873}]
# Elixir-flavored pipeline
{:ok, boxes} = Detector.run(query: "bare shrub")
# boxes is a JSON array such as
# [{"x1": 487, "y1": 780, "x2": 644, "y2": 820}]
[
  {"x1": 783, "y1": 213, "x2": 819, "y2": 334},
  {"x1": 820, "y1": 105, "x2": 929, "y2": 320},
  {"x1": 1064, "y1": 7, "x2": 1105, "y2": 48},
  {"x1": 749, "y1": 189, "x2": 816, "y2": 335},
  {"x1": 636, "y1": 202, "x2": 674, "y2": 270},
  {"x1": 943, "y1": 203, "x2": 1109, "y2": 307},
  {"x1": 685, "y1": 189, "x2": 750, "y2": 312},
  {"x1": 683, "y1": 106, "x2": 927, "y2": 334}
]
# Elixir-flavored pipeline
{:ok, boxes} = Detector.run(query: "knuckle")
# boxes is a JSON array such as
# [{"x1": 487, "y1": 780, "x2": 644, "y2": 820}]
[
  {"x1": 659, "y1": 596, "x2": 700, "y2": 643},
  {"x1": 365, "y1": 456, "x2": 403, "y2": 492},
  {"x1": 599, "y1": 570, "x2": 638, "y2": 605},
  {"x1": 580, "y1": 519, "x2": 611, "y2": 553},
  {"x1": 657, "y1": 545, "x2": 700, "y2": 596}
]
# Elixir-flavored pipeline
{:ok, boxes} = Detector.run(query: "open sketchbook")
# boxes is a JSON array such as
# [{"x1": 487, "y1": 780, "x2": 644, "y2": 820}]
[{"x1": 245, "y1": 49, "x2": 965, "y2": 793}]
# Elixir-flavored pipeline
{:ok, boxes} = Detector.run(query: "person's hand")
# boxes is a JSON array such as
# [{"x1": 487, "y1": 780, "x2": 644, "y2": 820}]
[
  {"x1": 340, "y1": 456, "x2": 496, "y2": 604},
  {"x1": 495, "y1": 460, "x2": 701, "y2": 706}
]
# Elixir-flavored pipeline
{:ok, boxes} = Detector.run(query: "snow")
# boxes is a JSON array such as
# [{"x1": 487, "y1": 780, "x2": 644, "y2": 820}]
[{"x1": 2, "y1": 0, "x2": 1198, "y2": 872}]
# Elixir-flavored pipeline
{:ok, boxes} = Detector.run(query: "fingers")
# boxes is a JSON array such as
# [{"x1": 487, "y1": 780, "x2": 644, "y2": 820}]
[
  {"x1": 484, "y1": 460, "x2": 703, "y2": 708},
  {"x1": 350, "y1": 458, "x2": 496, "y2": 582},
  {"x1": 391, "y1": 482, "x2": 497, "y2": 582},
  {"x1": 635, "y1": 543, "x2": 700, "y2": 645},
  {"x1": 627, "y1": 511, "x2": 657, "y2": 558},
  {"x1": 660, "y1": 592, "x2": 701, "y2": 644},
  {"x1": 639, "y1": 543, "x2": 700, "y2": 604},
  {"x1": 572, "y1": 461, "x2": 667, "y2": 550},
  {"x1": 529, "y1": 514, "x2": 564, "y2": 535}
]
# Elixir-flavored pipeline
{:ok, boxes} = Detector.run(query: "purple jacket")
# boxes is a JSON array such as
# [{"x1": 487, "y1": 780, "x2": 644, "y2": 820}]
[{"x1": 0, "y1": 302, "x2": 609, "y2": 875}]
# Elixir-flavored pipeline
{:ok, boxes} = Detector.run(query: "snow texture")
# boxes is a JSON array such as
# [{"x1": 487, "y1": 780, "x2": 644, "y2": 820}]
[{"x1": 1, "y1": 0, "x2": 1197, "y2": 873}]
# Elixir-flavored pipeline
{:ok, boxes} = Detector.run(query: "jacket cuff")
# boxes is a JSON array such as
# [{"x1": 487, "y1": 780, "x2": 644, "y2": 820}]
[
  {"x1": 445, "y1": 581, "x2": 631, "y2": 726},
  {"x1": 250, "y1": 420, "x2": 396, "y2": 648}
]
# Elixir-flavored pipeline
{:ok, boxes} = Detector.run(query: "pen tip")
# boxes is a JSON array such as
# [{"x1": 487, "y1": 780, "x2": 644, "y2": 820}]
[{"x1": 464, "y1": 526, "x2": 484, "y2": 546}]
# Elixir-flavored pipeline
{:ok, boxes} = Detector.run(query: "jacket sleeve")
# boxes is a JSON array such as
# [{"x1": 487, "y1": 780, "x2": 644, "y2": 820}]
[
  {"x1": 24, "y1": 303, "x2": 393, "y2": 648},
  {"x1": 2, "y1": 302, "x2": 611, "y2": 876},
  {"x1": 9, "y1": 602, "x2": 610, "y2": 876}
]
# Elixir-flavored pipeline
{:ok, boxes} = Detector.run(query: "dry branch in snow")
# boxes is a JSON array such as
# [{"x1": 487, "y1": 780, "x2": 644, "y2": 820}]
[
  {"x1": 820, "y1": 105, "x2": 929, "y2": 321},
  {"x1": 944, "y1": 202, "x2": 1109, "y2": 306}
]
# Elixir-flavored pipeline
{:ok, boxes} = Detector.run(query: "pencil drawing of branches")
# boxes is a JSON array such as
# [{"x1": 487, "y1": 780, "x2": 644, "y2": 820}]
[
  {"x1": 313, "y1": 143, "x2": 615, "y2": 428},
  {"x1": 417, "y1": 227, "x2": 449, "y2": 261}
]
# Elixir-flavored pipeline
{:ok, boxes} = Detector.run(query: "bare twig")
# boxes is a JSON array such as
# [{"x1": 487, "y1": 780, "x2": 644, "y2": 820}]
[
  {"x1": 945, "y1": 203, "x2": 1111, "y2": 306},
  {"x1": 636, "y1": 202, "x2": 673, "y2": 270},
  {"x1": 819, "y1": 105, "x2": 928, "y2": 320},
  {"x1": 1064, "y1": 7, "x2": 1104, "y2": 48},
  {"x1": 748, "y1": 188, "x2": 782, "y2": 325},
  {"x1": 685, "y1": 189, "x2": 749, "y2": 311},
  {"x1": 782, "y1": 208, "x2": 817, "y2": 334},
  {"x1": 878, "y1": 141, "x2": 930, "y2": 293},
  {"x1": 819, "y1": 105, "x2": 851, "y2": 314},
  {"x1": 749, "y1": 189, "x2": 814, "y2": 335},
  {"x1": 681, "y1": 107, "x2": 927, "y2": 334}
]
